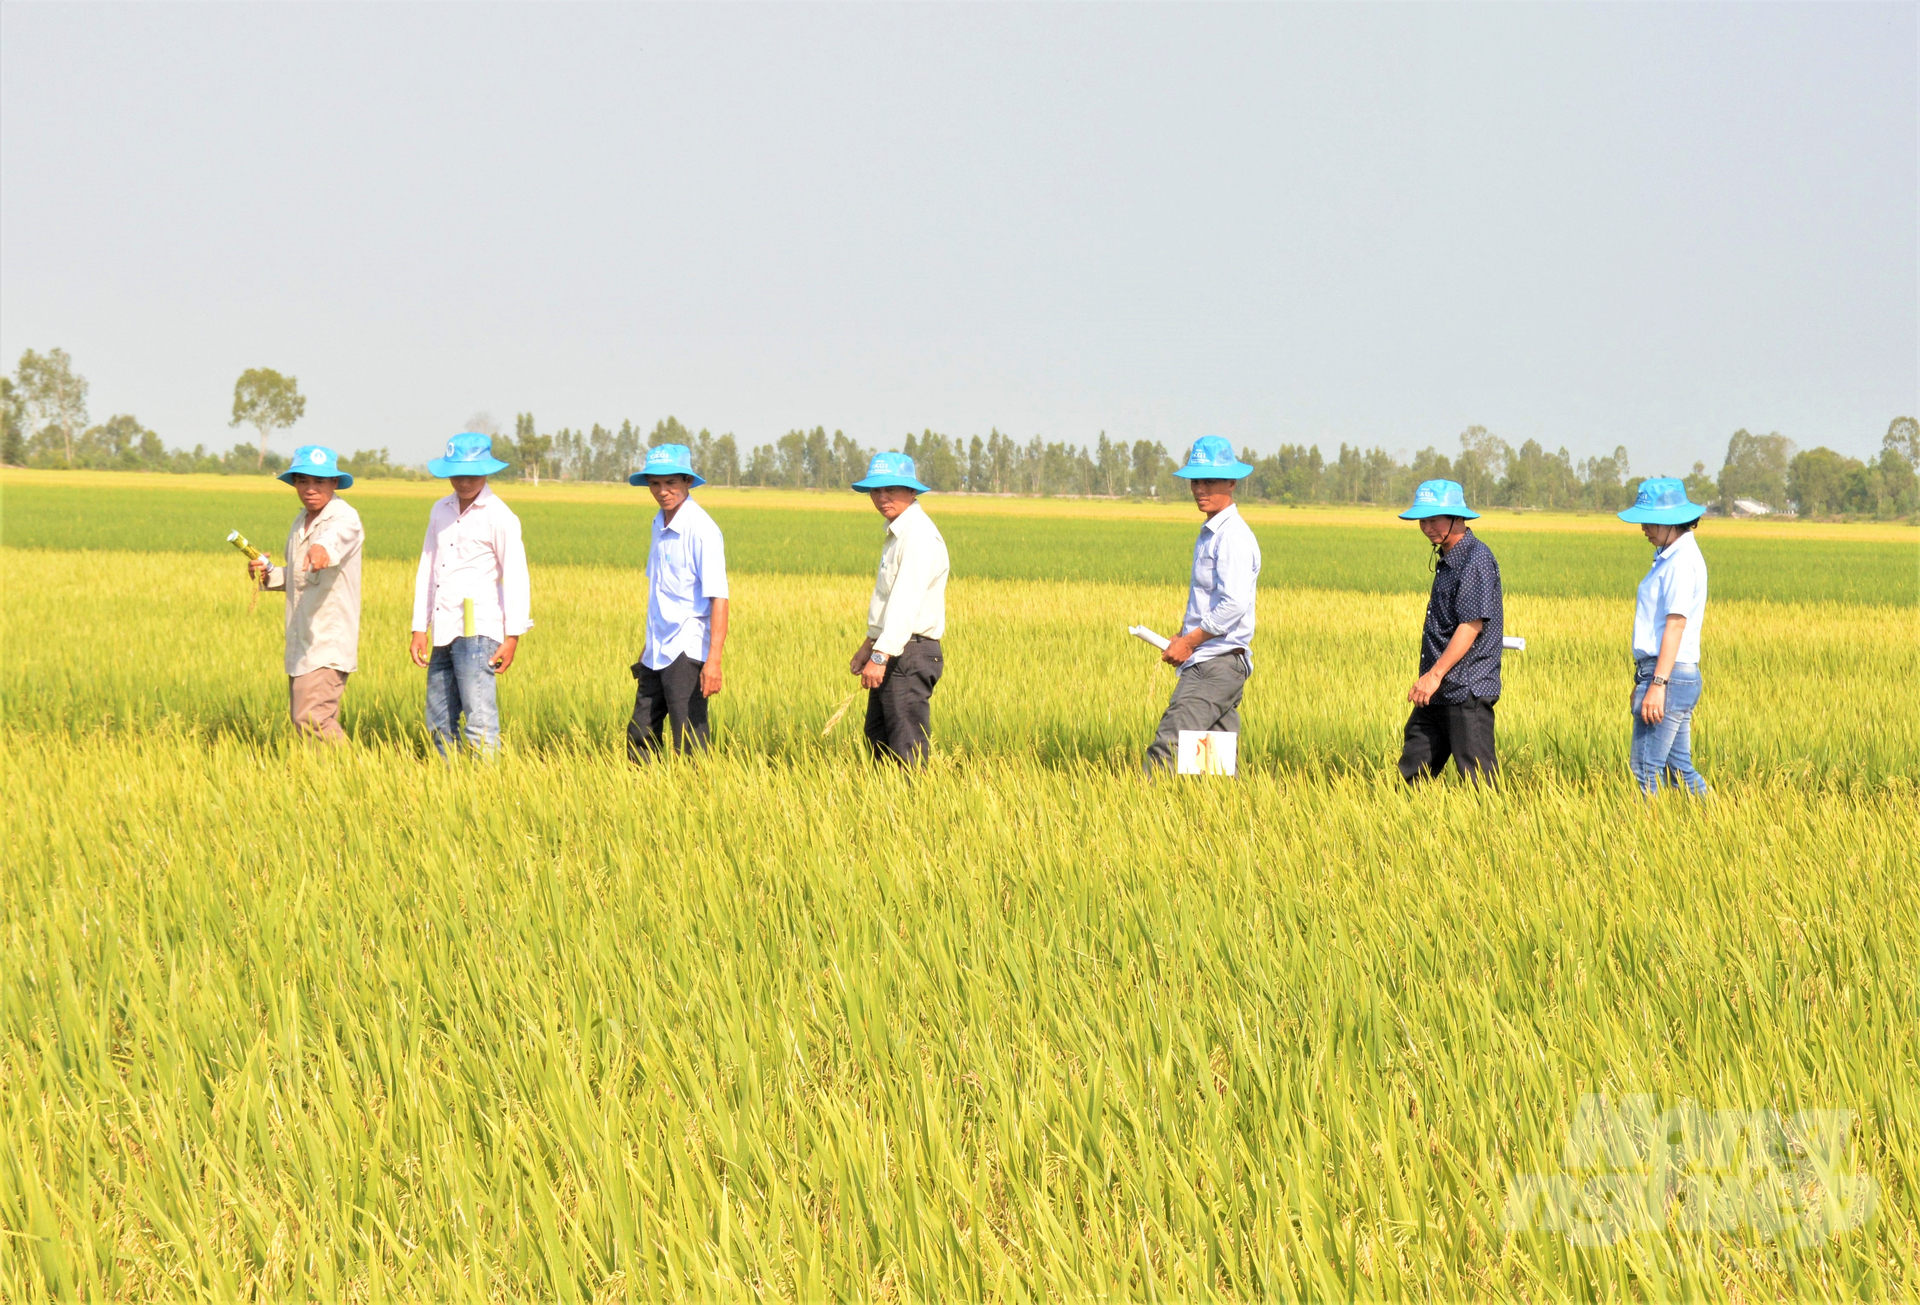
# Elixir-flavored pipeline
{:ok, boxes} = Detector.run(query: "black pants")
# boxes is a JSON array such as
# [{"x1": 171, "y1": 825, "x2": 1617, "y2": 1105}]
[
  {"x1": 1399, "y1": 696, "x2": 1498, "y2": 784},
  {"x1": 864, "y1": 637, "x2": 942, "y2": 766},
  {"x1": 628, "y1": 654, "x2": 709, "y2": 760}
]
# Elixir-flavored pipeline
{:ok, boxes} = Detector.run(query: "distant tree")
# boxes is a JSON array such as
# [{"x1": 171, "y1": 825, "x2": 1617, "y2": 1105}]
[
  {"x1": 710, "y1": 433, "x2": 740, "y2": 486},
  {"x1": 1885, "y1": 416, "x2": 1919, "y2": 465},
  {"x1": 1683, "y1": 461, "x2": 1717, "y2": 507},
  {"x1": 1716, "y1": 430, "x2": 1794, "y2": 512},
  {"x1": 230, "y1": 368, "x2": 307, "y2": 468},
  {"x1": 78, "y1": 414, "x2": 163, "y2": 468},
  {"x1": 1787, "y1": 447, "x2": 1863, "y2": 517},
  {"x1": 1456, "y1": 426, "x2": 1511, "y2": 508},
  {"x1": 511, "y1": 413, "x2": 551, "y2": 484},
  {"x1": 648, "y1": 416, "x2": 694, "y2": 449},
  {"x1": 0, "y1": 376, "x2": 22, "y2": 466},
  {"x1": 16, "y1": 347, "x2": 90, "y2": 464}
]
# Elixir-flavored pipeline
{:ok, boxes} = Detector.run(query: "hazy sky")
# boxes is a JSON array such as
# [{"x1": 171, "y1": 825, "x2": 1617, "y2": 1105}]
[{"x1": 2, "y1": 2, "x2": 1914, "y2": 473}]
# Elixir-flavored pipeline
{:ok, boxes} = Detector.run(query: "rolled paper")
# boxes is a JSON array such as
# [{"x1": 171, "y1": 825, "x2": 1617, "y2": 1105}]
[
  {"x1": 463, "y1": 597, "x2": 476, "y2": 639},
  {"x1": 1128, "y1": 625, "x2": 1171, "y2": 651},
  {"x1": 1502, "y1": 636, "x2": 1526, "y2": 651}
]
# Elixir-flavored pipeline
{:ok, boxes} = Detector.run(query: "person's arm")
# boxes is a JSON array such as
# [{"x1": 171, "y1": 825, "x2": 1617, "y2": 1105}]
[
  {"x1": 254, "y1": 556, "x2": 287, "y2": 591},
  {"x1": 701, "y1": 599, "x2": 729, "y2": 696},
  {"x1": 1165, "y1": 526, "x2": 1253, "y2": 665},
  {"x1": 410, "y1": 514, "x2": 436, "y2": 667},
  {"x1": 305, "y1": 511, "x2": 359, "y2": 572},
  {"x1": 1639, "y1": 615, "x2": 1686, "y2": 724},
  {"x1": 492, "y1": 513, "x2": 532, "y2": 672},
  {"x1": 1409, "y1": 620, "x2": 1485, "y2": 705}
]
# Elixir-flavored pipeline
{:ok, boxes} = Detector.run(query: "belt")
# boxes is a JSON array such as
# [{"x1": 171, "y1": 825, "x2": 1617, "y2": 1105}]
[{"x1": 907, "y1": 633, "x2": 936, "y2": 644}]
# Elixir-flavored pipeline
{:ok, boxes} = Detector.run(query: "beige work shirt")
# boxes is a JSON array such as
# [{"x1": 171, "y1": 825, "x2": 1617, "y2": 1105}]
[
  {"x1": 264, "y1": 496, "x2": 364, "y2": 677},
  {"x1": 866, "y1": 501, "x2": 949, "y2": 656}
]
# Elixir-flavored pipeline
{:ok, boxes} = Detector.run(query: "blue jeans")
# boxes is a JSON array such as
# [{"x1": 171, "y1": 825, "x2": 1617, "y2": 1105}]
[
  {"x1": 426, "y1": 636, "x2": 500, "y2": 755},
  {"x1": 1630, "y1": 658, "x2": 1704, "y2": 795}
]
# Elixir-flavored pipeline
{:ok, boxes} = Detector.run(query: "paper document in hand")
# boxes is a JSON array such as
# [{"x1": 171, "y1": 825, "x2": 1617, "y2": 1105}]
[
  {"x1": 1177, "y1": 730, "x2": 1238, "y2": 775},
  {"x1": 1129, "y1": 625, "x2": 1171, "y2": 651},
  {"x1": 1503, "y1": 636, "x2": 1526, "y2": 651}
]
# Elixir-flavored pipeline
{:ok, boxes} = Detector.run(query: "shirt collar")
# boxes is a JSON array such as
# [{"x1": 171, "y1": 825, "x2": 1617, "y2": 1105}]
[
  {"x1": 451, "y1": 483, "x2": 495, "y2": 516},
  {"x1": 1655, "y1": 532, "x2": 1694, "y2": 563},
  {"x1": 1439, "y1": 527, "x2": 1477, "y2": 567},
  {"x1": 299, "y1": 495, "x2": 345, "y2": 533},
  {"x1": 1202, "y1": 502, "x2": 1242, "y2": 534},
  {"x1": 886, "y1": 500, "x2": 926, "y2": 536},
  {"x1": 657, "y1": 496, "x2": 706, "y2": 535}
]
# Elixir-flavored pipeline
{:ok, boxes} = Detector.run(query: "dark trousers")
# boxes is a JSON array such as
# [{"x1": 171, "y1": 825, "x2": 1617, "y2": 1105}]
[
  {"x1": 864, "y1": 637, "x2": 942, "y2": 766},
  {"x1": 1399, "y1": 696, "x2": 1498, "y2": 784},
  {"x1": 628, "y1": 653, "x2": 709, "y2": 760}
]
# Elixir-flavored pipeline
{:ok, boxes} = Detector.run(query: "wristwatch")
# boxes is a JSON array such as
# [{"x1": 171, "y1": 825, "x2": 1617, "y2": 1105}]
[
  {"x1": 1651, "y1": 675, "x2": 1669, "y2": 687},
  {"x1": 869, "y1": 651, "x2": 890, "y2": 666}
]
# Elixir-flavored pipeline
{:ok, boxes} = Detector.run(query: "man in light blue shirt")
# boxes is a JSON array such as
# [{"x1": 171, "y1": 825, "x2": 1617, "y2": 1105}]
[
  {"x1": 1145, "y1": 436, "x2": 1263, "y2": 771},
  {"x1": 626, "y1": 444, "x2": 729, "y2": 759}
]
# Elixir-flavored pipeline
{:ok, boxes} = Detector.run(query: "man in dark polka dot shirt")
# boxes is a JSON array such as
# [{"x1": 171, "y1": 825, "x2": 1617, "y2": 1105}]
[{"x1": 1396, "y1": 479, "x2": 1504, "y2": 784}]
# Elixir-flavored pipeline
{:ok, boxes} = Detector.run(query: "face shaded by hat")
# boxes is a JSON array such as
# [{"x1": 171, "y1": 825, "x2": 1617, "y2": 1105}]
[
  {"x1": 1174, "y1": 436, "x2": 1254, "y2": 481},
  {"x1": 278, "y1": 445, "x2": 353, "y2": 489},
  {"x1": 628, "y1": 443, "x2": 706, "y2": 488},
  {"x1": 1399, "y1": 479, "x2": 1480, "y2": 520},
  {"x1": 428, "y1": 432, "x2": 510, "y2": 478},
  {"x1": 1618, "y1": 478, "x2": 1705, "y2": 526},
  {"x1": 851, "y1": 451, "x2": 932, "y2": 493}
]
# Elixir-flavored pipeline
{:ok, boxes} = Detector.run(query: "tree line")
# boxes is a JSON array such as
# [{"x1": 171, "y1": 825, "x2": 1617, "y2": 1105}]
[{"x1": 5, "y1": 347, "x2": 1916, "y2": 518}]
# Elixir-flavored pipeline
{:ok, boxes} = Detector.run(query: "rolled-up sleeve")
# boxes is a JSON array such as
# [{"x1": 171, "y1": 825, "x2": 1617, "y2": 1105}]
[
  {"x1": 1200, "y1": 526, "x2": 1258, "y2": 636},
  {"x1": 497, "y1": 512, "x2": 534, "y2": 636}
]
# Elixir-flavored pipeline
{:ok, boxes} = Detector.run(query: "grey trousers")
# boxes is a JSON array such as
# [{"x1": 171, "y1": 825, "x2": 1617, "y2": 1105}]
[{"x1": 1144, "y1": 651, "x2": 1250, "y2": 772}]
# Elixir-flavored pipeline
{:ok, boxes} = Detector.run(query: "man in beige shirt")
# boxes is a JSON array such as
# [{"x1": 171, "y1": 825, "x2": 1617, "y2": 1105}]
[
  {"x1": 847, "y1": 452, "x2": 948, "y2": 766},
  {"x1": 249, "y1": 445, "x2": 364, "y2": 742}
]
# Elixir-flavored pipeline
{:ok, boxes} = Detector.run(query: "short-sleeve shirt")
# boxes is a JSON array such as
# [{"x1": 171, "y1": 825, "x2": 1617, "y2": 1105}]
[
  {"x1": 1421, "y1": 528, "x2": 1503, "y2": 704},
  {"x1": 644, "y1": 496, "x2": 729, "y2": 669},
  {"x1": 1633, "y1": 531, "x2": 1707, "y2": 663},
  {"x1": 266, "y1": 496, "x2": 364, "y2": 678}
]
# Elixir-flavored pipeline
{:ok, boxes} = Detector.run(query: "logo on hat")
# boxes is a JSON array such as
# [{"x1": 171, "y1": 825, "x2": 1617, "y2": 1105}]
[
  {"x1": 1415, "y1": 484, "x2": 1440, "y2": 503},
  {"x1": 308, "y1": 448, "x2": 326, "y2": 465}
]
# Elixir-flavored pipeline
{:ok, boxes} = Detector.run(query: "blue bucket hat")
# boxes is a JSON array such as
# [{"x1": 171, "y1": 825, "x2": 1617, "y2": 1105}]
[
  {"x1": 1174, "y1": 435, "x2": 1255, "y2": 480},
  {"x1": 851, "y1": 451, "x2": 931, "y2": 493},
  {"x1": 628, "y1": 443, "x2": 706, "y2": 488},
  {"x1": 428, "y1": 432, "x2": 511, "y2": 478},
  {"x1": 1618, "y1": 477, "x2": 1705, "y2": 525},
  {"x1": 1399, "y1": 479, "x2": 1479, "y2": 520},
  {"x1": 277, "y1": 444, "x2": 353, "y2": 489}
]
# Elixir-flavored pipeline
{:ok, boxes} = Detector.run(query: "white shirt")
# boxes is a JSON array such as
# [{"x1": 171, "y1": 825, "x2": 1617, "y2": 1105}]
[
  {"x1": 410, "y1": 485, "x2": 534, "y2": 646},
  {"x1": 1182, "y1": 503, "x2": 1262, "y2": 670},
  {"x1": 866, "y1": 501, "x2": 949, "y2": 657},
  {"x1": 1633, "y1": 531, "x2": 1707, "y2": 663},
  {"x1": 643, "y1": 496, "x2": 729, "y2": 669},
  {"x1": 264, "y1": 496, "x2": 364, "y2": 677}
]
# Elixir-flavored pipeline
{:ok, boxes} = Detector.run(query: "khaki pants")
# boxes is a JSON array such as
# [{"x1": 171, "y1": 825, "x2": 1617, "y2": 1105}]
[{"x1": 289, "y1": 668, "x2": 350, "y2": 742}]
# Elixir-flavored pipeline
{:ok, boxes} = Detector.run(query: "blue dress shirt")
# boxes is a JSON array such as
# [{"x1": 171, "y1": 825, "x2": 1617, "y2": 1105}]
[
  {"x1": 1182, "y1": 503, "x2": 1262, "y2": 670},
  {"x1": 643, "y1": 497, "x2": 729, "y2": 670}
]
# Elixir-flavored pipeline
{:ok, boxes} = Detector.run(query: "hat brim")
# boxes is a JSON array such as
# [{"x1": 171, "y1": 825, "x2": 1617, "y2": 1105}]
[
  {"x1": 278, "y1": 468, "x2": 353, "y2": 489},
  {"x1": 1174, "y1": 462, "x2": 1254, "y2": 480},
  {"x1": 851, "y1": 475, "x2": 931, "y2": 493},
  {"x1": 1398, "y1": 504, "x2": 1479, "y2": 520},
  {"x1": 1618, "y1": 504, "x2": 1704, "y2": 524},
  {"x1": 428, "y1": 457, "x2": 510, "y2": 477},
  {"x1": 628, "y1": 469, "x2": 706, "y2": 487}
]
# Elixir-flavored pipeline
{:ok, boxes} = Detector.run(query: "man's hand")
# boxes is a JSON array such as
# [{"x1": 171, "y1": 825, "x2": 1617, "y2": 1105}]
[
  {"x1": 700, "y1": 657, "x2": 724, "y2": 697},
  {"x1": 249, "y1": 557, "x2": 271, "y2": 583},
  {"x1": 410, "y1": 632, "x2": 431, "y2": 667},
  {"x1": 860, "y1": 655, "x2": 888, "y2": 690},
  {"x1": 1408, "y1": 669, "x2": 1445, "y2": 705},
  {"x1": 850, "y1": 638, "x2": 875, "y2": 677},
  {"x1": 490, "y1": 636, "x2": 519, "y2": 674},
  {"x1": 1161, "y1": 629, "x2": 1205, "y2": 666},
  {"x1": 304, "y1": 543, "x2": 332, "y2": 571},
  {"x1": 1639, "y1": 682, "x2": 1667, "y2": 725}
]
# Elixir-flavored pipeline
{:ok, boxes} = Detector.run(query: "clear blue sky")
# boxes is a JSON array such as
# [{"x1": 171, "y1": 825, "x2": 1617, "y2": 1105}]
[{"x1": 2, "y1": 2, "x2": 1913, "y2": 473}]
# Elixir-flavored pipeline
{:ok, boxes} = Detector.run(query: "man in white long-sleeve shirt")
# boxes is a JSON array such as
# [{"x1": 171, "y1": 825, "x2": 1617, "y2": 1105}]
[
  {"x1": 249, "y1": 444, "x2": 364, "y2": 742},
  {"x1": 410, "y1": 433, "x2": 533, "y2": 755},
  {"x1": 847, "y1": 451, "x2": 949, "y2": 766},
  {"x1": 1145, "y1": 437, "x2": 1262, "y2": 772}
]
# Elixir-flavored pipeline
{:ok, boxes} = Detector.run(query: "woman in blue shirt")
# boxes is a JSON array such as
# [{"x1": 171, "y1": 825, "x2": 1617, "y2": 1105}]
[{"x1": 1618, "y1": 478, "x2": 1709, "y2": 794}]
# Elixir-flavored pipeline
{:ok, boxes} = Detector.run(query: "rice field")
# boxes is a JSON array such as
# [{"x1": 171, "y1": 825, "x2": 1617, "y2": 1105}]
[{"x1": 2, "y1": 472, "x2": 1916, "y2": 1299}]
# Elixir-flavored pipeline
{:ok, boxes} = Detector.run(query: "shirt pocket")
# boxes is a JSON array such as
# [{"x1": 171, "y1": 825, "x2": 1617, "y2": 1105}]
[{"x1": 1193, "y1": 552, "x2": 1216, "y2": 590}]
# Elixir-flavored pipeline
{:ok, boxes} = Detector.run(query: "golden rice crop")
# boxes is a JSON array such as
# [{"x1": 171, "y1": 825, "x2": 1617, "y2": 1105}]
[{"x1": 2, "y1": 543, "x2": 1915, "y2": 1300}]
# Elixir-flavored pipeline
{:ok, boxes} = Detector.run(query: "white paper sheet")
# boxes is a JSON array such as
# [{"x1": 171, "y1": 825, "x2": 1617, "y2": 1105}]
[
  {"x1": 1177, "y1": 730, "x2": 1238, "y2": 775},
  {"x1": 1503, "y1": 636, "x2": 1526, "y2": 651},
  {"x1": 1129, "y1": 625, "x2": 1171, "y2": 651}
]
